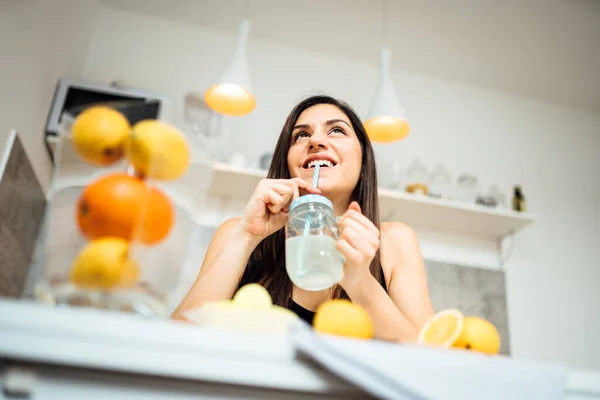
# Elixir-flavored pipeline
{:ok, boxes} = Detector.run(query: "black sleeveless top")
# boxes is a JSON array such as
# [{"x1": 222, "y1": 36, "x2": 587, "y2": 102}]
[
  {"x1": 290, "y1": 300, "x2": 317, "y2": 325},
  {"x1": 289, "y1": 266, "x2": 387, "y2": 325}
]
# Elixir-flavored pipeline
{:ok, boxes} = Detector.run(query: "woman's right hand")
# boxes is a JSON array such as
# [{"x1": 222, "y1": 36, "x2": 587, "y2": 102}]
[{"x1": 238, "y1": 178, "x2": 321, "y2": 242}]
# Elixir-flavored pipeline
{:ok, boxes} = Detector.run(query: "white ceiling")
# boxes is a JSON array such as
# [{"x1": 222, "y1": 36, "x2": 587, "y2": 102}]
[{"x1": 102, "y1": 0, "x2": 600, "y2": 113}]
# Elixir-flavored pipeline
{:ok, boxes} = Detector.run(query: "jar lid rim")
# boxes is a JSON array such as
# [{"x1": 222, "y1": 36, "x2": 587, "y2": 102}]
[{"x1": 289, "y1": 194, "x2": 333, "y2": 212}]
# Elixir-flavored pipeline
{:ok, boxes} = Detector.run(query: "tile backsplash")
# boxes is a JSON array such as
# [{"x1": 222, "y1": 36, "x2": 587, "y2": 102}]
[{"x1": 0, "y1": 134, "x2": 47, "y2": 299}]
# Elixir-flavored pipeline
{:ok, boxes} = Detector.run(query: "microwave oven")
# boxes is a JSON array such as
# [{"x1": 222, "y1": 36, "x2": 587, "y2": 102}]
[{"x1": 44, "y1": 78, "x2": 172, "y2": 159}]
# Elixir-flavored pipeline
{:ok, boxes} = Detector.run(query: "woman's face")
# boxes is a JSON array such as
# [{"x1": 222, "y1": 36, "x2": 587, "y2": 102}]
[{"x1": 287, "y1": 104, "x2": 362, "y2": 196}]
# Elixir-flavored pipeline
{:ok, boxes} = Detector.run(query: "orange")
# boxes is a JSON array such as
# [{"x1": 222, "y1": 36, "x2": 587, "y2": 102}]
[
  {"x1": 71, "y1": 106, "x2": 131, "y2": 166},
  {"x1": 417, "y1": 309, "x2": 464, "y2": 348},
  {"x1": 76, "y1": 173, "x2": 174, "y2": 245},
  {"x1": 452, "y1": 317, "x2": 501, "y2": 355},
  {"x1": 313, "y1": 299, "x2": 374, "y2": 339},
  {"x1": 71, "y1": 237, "x2": 140, "y2": 290}
]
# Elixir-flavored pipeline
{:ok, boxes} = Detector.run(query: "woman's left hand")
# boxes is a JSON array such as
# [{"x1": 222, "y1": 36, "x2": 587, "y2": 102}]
[{"x1": 336, "y1": 201, "x2": 380, "y2": 288}]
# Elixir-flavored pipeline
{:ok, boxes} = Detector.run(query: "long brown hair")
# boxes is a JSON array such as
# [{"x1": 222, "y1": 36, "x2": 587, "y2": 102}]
[{"x1": 238, "y1": 95, "x2": 383, "y2": 307}]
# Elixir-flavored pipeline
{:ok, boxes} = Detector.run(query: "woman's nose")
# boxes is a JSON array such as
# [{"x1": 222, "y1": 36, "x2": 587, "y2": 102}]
[{"x1": 308, "y1": 131, "x2": 328, "y2": 149}]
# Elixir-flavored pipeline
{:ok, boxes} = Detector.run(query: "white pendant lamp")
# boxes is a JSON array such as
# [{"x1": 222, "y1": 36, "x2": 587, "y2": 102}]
[
  {"x1": 204, "y1": 18, "x2": 255, "y2": 116},
  {"x1": 364, "y1": 2, "x2": 410, "y2": 142}
]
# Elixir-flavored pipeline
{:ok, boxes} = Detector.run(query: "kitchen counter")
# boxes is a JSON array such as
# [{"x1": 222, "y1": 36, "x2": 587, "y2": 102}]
[{"x1": 0, "y1": 299, "x2": 598, "y2": 399}]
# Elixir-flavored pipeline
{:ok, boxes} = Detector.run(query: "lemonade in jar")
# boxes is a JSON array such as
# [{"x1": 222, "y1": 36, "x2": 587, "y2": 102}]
[{"x1": 285, "y1": 195, "x2": 343, "y2": 291}]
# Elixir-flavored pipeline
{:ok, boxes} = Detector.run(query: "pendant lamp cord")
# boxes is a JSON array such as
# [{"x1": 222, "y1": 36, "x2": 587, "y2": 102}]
[
  {"x1": 243, "y1": 0, "x2": 250, "y2": 20},
  {"x1": 381, "y1": 0, "x2": 388, "y2": 48}
]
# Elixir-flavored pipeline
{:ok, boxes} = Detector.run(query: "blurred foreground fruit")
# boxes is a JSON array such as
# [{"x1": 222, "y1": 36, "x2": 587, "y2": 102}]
[
  {"x1": 232, "y1": 283, "x2": 272, "y2": 309},
  {"x1": 71, "y1": 106, "x2": 131, "y2": 166},
  {"x1": 453, "y1": 317, "x2": 501, "y2": 354},
  {"x1": 417, "y1": 308, "x2": 464, "y2": 348},
  {"x1": 77, "y1": 173, "x2": 174, "y2": 245},
  {"x1": 71, "y1": 237, "x2": 139, "y2": 290},
  {"x1": 186, "y1": 285, "x2": 298, "y2": 333},
  {"x1": 417, "y1": 309, "x2": 501, "y2": 355},
  {"x1": 126, "y1": 120, "x2": 190, "y2": 180},
  {"x1": 313, "y1": 299, "x2": 373, "y2": 339}
]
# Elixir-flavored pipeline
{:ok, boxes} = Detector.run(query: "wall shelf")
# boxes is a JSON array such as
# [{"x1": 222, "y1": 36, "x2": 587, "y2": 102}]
[
  {"x1": 48, "y1": 157, "x2": 536, "y2": 269},
  {"x1": 207, "y1": 162, "x2": 536, "y2": 242}
]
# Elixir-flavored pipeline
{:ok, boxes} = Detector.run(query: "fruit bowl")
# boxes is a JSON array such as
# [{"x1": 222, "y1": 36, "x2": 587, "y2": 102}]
[{"x1": 36, "y1": 104, "x2": 209, "y2": 318}]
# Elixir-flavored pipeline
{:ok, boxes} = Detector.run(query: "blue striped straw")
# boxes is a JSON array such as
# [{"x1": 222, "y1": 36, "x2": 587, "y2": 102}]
[
  {"x1": 303, "y1": 164, "x2": 320, "y2": 235},
  {"x1": 312, "y1": 164, "x2": 320, "y2": 189},
  {"x1": 297, "y1": 165, "x2": 320, "y2": 278}
]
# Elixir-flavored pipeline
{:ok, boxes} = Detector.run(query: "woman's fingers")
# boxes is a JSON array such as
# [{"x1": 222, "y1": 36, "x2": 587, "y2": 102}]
[
  {"x1": 338, "y1": 203, "x2": 379, "y2": 239},
  {"x1": 264, "y1": 189, "x2": 287, "y2": 214},
  {"x1": 339, "y1": 217, "x2": 380, "y2": 249},
  {"x1": 256, "y1": 177, "x2": 322, "y2": 216},
  {"x1": 289, "y1": 177, "x2": 321, "y2": 195},
  {"x1": 261, "y1": 182, "x2": 295, "y2": 212},
  {"x1": 335, "y1": 238, "x2": 362, "y2": 265},
  {"x1": 339, "y1": 225, "x2": 378, "y2": 261}
]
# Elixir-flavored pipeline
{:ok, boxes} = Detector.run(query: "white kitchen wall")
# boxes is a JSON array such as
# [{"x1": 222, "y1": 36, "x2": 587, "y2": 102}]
[
  {"x1": 0, "y1": 0, "x2": 102, "y2": 193},
  {"x1": 79, "y1": 5, "x2": 600, "y2": 370}
]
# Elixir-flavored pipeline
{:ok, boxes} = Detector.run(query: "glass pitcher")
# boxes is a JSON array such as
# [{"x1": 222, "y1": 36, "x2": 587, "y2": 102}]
[{"x1": 35, "y1": 107, "x2": 211, "y2": 318}]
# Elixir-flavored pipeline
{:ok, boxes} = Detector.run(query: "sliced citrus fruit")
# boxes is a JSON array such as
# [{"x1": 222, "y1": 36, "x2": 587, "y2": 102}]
[{"x1": 417, "y1": 308, "x2": 464, "y2": 348}]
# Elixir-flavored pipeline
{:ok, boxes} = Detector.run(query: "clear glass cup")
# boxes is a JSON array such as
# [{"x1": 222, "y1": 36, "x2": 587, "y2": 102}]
[
  {"x1": 428, "y1": 164, "x2": 452, "y2": 199},
  {"x1": 35, "y1": 108, "x2": 209, "y2": 318},
  {"x1": 405, "y1": 159, "x2": 429, "y2": 195},
  {"x1": 454, "y1": 174, "x2": 481, "y2": 204},
  {"x1": 285, "y1": 195, "x2": 343, "y2": 291},
  {"x1": 486, "y1": 185, "x2": 507, "y2": 208}
]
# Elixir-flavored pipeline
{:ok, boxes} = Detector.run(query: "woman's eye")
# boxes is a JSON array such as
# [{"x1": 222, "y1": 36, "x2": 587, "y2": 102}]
[
  {"x1": 329, "y1": 127, "x2": 346, "y2": 136},
  {"x1": 294, "y1": 132, "x2": 310, "y2": 142}
]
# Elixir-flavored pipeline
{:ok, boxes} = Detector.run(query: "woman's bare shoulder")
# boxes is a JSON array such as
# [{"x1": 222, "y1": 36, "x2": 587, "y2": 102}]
[
  {"x1": 380, "y1": 221, "x2": 419, "y2": 243},
  {"x1": 379, "y1": 222, "x2": 422, "y2": 277}
]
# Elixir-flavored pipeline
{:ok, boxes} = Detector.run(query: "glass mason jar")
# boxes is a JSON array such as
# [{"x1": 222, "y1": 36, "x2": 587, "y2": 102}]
[
  {"x1": 405, "y1": 159, "x2": 429, "y2": 195},
  {"x1": 428, "y1": 164, "x2": 452, "y2": 199},
  {"x1": 35, "y1": 108, "x2": 209, "y2": 318},
  {"x1": 454, "y1": 174, "x2": 481, "y2": 204},
  {"x1": 285, "y1": 195, "x2": 343, "y2": 291}
]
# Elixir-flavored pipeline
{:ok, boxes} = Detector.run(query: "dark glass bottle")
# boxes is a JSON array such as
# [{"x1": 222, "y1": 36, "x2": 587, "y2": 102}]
[{"x1": 512, "y1": 185, "x2": 526, "y2": 212}]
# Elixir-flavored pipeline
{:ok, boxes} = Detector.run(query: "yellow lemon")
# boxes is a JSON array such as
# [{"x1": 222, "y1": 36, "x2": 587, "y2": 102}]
[
  {"x1": 71, "y1": 106, "x2": 131, "y2": 166},
  {"x1": 452, "y1": 317, "x2": 501, "y2": 355},
  {"x1": 70, "y1": 237, "x2": 139, "y2": 290},
  {"x1": 313, "y1": 299, "x2": 374, "y2": 339},
  {"x1": 232, "y1": 283, "x2": 272, "y2": 310},
  {"x1": 417, "y1": 308, "x2": 464, "y2": 348},
  {"x1": 126, "y1": 120, "x2": 190, "y2": 180}
]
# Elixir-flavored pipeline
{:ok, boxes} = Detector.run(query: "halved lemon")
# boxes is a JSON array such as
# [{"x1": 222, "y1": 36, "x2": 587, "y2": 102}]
[{"x1": 417, "y1": 308, "x2": 464, "y2": 348}]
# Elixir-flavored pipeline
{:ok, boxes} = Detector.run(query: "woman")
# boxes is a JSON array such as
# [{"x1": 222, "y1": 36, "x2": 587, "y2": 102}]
[{"x1": 172, "y1": 95, "x2": 434, "y2": 342}]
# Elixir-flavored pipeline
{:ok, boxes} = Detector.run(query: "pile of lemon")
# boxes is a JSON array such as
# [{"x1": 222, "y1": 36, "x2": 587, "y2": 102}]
[
  {"x1": 199, "y1": 284, "x2": 500, "y2": 356},
  {"x1": 417, "y1": 309, "x2": 501, "y2": 354},
  {"x1": 68, "y1": 106, "x2": 190, "y2": 291},
  {"x1": 313, "y1": 303, "x2": 501, "y2": 355}
]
